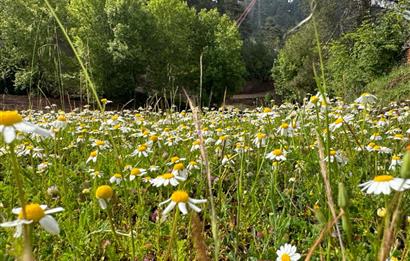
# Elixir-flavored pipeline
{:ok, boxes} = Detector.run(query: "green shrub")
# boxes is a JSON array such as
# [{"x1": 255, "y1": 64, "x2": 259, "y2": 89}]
[{"x1": 326, "y1": 11, "x2": 409, "y2": 100}]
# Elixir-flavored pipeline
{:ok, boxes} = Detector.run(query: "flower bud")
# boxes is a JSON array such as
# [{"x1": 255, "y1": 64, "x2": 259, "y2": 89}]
[
  {"x1": 338, "y1": 182, "x2": 349, "y2": 208},
  {"x1": 400, "y1": 145, "x2": 410, "y2": 178}
]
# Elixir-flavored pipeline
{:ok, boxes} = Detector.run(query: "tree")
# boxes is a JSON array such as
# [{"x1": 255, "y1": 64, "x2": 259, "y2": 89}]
[
  {"x1": 197, "y1": 9, "x2": 245, "y2": 105},
  {"x1": 68, "y1": 0, "x2": 152, "y2": 102},
  {"x1": 0, "y1": 0, "x2": 75, "y2": 97},
  {"x1": 327, "y1": 11, "x2": 410, "y2": 99}
]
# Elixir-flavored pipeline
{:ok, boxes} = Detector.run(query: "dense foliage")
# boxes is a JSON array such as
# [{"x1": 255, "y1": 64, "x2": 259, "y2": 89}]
[
  {"x1": 272, "y1": 1, "x2": 410, "y2": 102},
  {"x1": 0, "y1": 0, "x2": 244, "y2": 104},
  {"x1": 327, "y1": 12, "x2": 410, "y2": 99}
]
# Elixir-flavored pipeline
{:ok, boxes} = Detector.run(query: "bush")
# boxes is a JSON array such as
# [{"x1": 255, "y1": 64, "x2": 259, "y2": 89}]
[{"x1": 326, "y1": 11, "x2": 410, "y2": 100}]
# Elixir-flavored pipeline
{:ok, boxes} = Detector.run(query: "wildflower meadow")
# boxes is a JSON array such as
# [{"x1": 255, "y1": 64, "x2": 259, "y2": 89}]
[{"x1": 1, "y1": 93, "x2": 410, "y2": 260}]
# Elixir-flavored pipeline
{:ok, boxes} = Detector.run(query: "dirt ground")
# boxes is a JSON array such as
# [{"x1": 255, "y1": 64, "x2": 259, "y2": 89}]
[{"x1": 0, "y1": 94, "x2": 85, "y2": 111}]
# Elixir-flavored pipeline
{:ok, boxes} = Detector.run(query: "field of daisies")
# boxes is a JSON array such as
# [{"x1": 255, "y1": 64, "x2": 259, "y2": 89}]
[{"x1": 1, "y1": 93, "x2": 410, "y2": 260}]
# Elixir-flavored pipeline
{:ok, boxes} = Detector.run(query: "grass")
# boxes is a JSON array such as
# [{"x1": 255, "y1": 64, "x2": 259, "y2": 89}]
[
  {"x1": 0, "y1": 97, "x2": 409, "y2": 260},
  {"x1": 366, "y1": 65, "x2": 410, "y2": 104}
]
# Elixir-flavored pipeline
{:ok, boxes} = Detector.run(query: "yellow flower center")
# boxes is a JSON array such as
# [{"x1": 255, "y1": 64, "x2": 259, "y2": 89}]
[
  {"x1": 330, "y1": 150, "x2": 337, "y2": 156},
  {"x1": 334, "y1": 118, "x2": 343, "y2": 125},
  {"x1": 160, "y1": 173, "x2": 174, "y2": 179},
  {"x1": 368, "y1": 142, "x2": 376, "y2": 148},
  {"x1": 101, "y1": 98, "x2": 108, "y2": 104},
  {"x1": 96, "y1": 140, "x2": 105, "y2": 146},
  {"x1": 219, "y1": 135, "x2": 227, "y2": 141},
  {"x1": 138, "y1": 144, "x2": 147, "y2": 152},
  {"x1": 281, "y1": 254, "x2": 291, "y2": 261},
  {"x1": 111, "y1": 115, "x2": 119, "y2": 121},
  {"x1": 171, "y1": 156, "x2": 180, "y2": 163},
  {"x1": 57, "y1": 115, "x2": 66, "y2": 122},
  {"x1": 171, "y1": 191, "x2": 189, "y2": 203},
  {"x1": 394, "y1": 134, "x2": 403, "y2": 139},
  {"x1": 310, "y1": 96, "x2": 319, "y2": 103},
  {"x1": 263, "y1": 107, "x2": 272, "y2": 113},
  {"x1": 0, "y1": 111, "x2": 23, "y2": 126},
  {"x1": 131, "y1": 168, "x2": 141, "y2": 175},
  {"x1": 193, "y1": 140, "x2": 201, "y2": 145},
  {"x1": 189, "y1": 161, "x2": 197, "y2": 165},
  {"x1": 173, "y1": 163, "x2": 184, "y2": 171},
  {"x1": 392, "y1": 155, "x2": 401, "y2": 161},
  {"x1": 373, "y1": 175, "x2": 394, "y2": 182},
  {"x1": 96, "y1": 185, "x2": 113, "y2": 199},
  {"x1": 90, "y1": 151, "x2": 98, "y2": 157},
  {"x1": 256, "y1": 132, "x2": 266, "y2": 139},
  {"x1": 272, "y1": 149, "x2": 282, "y2": 156},
  {"x1": 373, "y1": 145, "x2": 381, "y2": 151},
  {"x1": 18, "y1": 203, "x2": 45, "y2": 222},
  {"x1": 280, "y1": 123, "x2": 289, "y2": 129},
  {"x1": 114, "y1": 173, "x2": 122, "y2": 178},
  {"x1": 149, "y1": 135, "x2": 158, "y2": 142}
]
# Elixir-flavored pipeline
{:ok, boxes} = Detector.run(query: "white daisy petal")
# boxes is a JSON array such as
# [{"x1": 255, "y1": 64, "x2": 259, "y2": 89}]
[
  {"x1": 12, "y1": 207, "x2": 22, "y2": 215},
  {"x1": 1, "y1": 220, "x2": 23, "y2": 227},
  {"x1": 14, "y1": 122, "x2": 36, "y2": 133},
  {"x1": 3, "y1": 126, "x2": 16, "y2": 144},
  {"x1": 178, "y1": 202, "x2": 188, "y2": 215},
  {"x1": 162, "y1": 201, "x2": 176, "y2": 216},
  {"x1": 39, "y1": 215, "x2": 60, "y2": 234},
  {"x1": 98, "y1": 198, "x2": 107, "y2": 209},
  {"x1": 189, "y1": 198, "x2": 207, "y2": 204},
  {"x1": 45, "y1": 207, "x2": 65, "y2": 214},
  {"x1": 14, "y1": 224, "x2": 23, "y2": 238},
  {"x1": 188, "y1": 202, "x2": 202, "y2": 213}
]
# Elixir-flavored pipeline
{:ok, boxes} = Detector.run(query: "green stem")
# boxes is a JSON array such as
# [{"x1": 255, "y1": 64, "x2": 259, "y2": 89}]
[
  {"x1": 164, "y1": 210, "x2": 179, "y2": 260},
  {"x1": 9, "y1": 144, "x2": 33, "y2": 260},
  {"x1": 107, "y1": 205, "x2": 124, "y2": 251}
]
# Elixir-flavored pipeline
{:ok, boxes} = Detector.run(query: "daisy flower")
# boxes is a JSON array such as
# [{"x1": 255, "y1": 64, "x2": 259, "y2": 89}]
[
  {"x1": 370, "y1": 132, "x2": 382, "y2": 141},
  {"x1": 150, "y1": 173, "x2": 186, "y2": 187},
  {"x1": 171, "y1": 163, "x2": 188, "y2": 178},
  {"x1": 130, "y1": 144, "x2": 151, "y2": 157},
  {"x1": 147, "y1": 134, "x2": 162, "y2": 147},
  {"x1": 187, "y1": 160, "x2": 200, "y2": 170},
  {"x1": 355, "y1": 93, "x2": 377, "y2": 104},
  {"x1": 389, "y1": 155, "x2": 402, "y2": 170},
  {"x1": 222, "y1": 154, "x2": 235, "y2": 166},
  {"x1": 1, "y1": 203, "x2": 64, "y2": 237},
  {"x1": 276, "y1": 243, "x2": 301, "y2": 261},
  {"x1": 215, "y1": 135, "x2": 229, "y2": 146},
  {"x1": 0, "y1": 110, "x2": 53, "y2": 144},
  {"x1": 190, "y1": 139, "x2": 201, "y2": 152},
  {"x1": 109, "y1": 173, "x2": 123, "y2": 184},
  {"x1": 326, "y1": 149, "x2": 347, "y2": 165},
  {"x1": 166, "y1": 156, "x2": 186, "y2": 166},
  {"x1": 88, "y1": 169, "x2": 103, "y2": 179},
  {"x1": 266, "y1": 149, "x2": 287, "y2": 161},
  {"x1": 129, "y1": 168, "x2": 147, "y2": 181},
  {"x1": 86, "y1": 150, "x2": 99, "y2": 164},
  {"x1": 159, "y1": 190, "x2": 207, "y2": 216},
  {"x1": 359, "y1": 175, "x2": 410, "y2": 195},
  {"x1": 52, "y1": 114, "x2": 68, "y2": 129},
  {"x1": 277, "y1": 123, "x2": 294, "y2": 137},
  {"x1": 95, "y1": 185, "x2": 113, "y2": 209},
  {"x1": 92, "y1": 139, "x2": 110, "y2": 150},
  {"x1": 252, "y1": 132, "x2": 267, "y2": 148}
]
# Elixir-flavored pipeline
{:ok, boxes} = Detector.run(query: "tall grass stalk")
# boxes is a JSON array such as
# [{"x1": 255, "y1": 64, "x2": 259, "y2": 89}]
[
  {"x1": 183, "y1": 88, "x2": 220, "y2": 261},
  {"x1": 8, "y1": 143, "x2": 33, "y2": 261}
]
